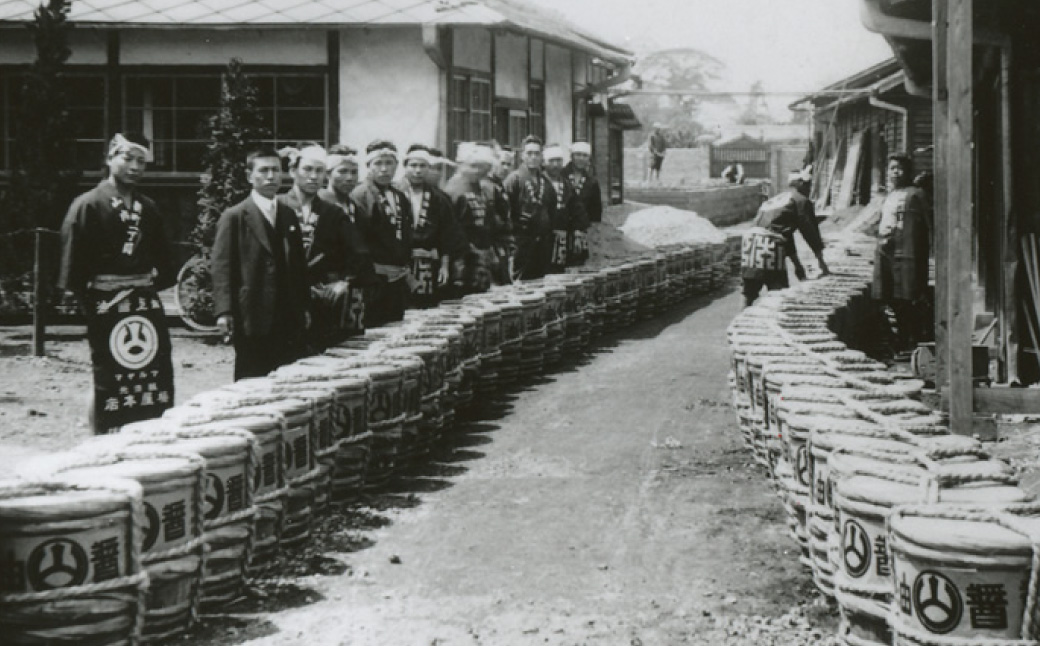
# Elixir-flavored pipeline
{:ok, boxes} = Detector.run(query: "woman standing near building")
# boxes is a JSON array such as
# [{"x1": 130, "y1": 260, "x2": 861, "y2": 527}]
[{"x1": 872, "y1": 153, "x2": 932, "y2": 355}]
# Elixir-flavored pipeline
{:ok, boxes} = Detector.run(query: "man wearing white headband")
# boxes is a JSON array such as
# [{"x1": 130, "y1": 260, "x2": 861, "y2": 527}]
[
  {"x1": 446, "y1": 143, "x2": 513, "y2": 293},
  {"x1": 563, "y1": 141, "x2": 599, "y2": 266},
  {"x1": 59, "y1": 131, "x2": 176, "y2": 433},
  {"x1": 350, "y1": 139, "x2": 415, "y2": 326},
  {"x1": 393, "y1": 144, "x2": 466, "y2": 307},
  {"x1": 320, "y1": 144, "x2": 360, "y2": 221},
  {"x1": 278, "y1": 142, "x2": 374, "y2": 347},
  {"x1": 426, "y1": 147, "x2": 455, "y2": 189},
  {"x1": 503, "y1": 135, "x2": 556, "y2": 280},
  {"x1": 741, "y1": 166, "x2": 828, "y2": 306},
  {"x1": 541, "y1": 143, "x2": 587, "y2": 273}
]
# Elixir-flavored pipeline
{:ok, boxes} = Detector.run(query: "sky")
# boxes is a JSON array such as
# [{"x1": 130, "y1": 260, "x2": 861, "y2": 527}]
[{"x1": 530, "y1": 0, "x2": 894, "y2": 112}]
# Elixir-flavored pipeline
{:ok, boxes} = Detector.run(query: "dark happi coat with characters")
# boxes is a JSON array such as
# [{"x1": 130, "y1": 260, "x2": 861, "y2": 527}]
[
  {"x1": 544, "y1": 172, "x2": 588, "y2": 269},
  {"x1": 503, "y1": 166, "x2": 557, "y2": 279},
  {"x1": 445, "y1": 174, "x2": 513, "y2": 289},
  {"x1": 396, "y1": 180, "x2": 468, "y2": 298},
  {"x1": 350, "y1": 178, "x2": 414, "y2": 269},
  {"x1": 58, "y1": 180, "x2": 176, "y2": 430}
]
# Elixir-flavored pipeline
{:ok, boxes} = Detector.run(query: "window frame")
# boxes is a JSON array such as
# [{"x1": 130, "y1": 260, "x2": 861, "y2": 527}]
[
  {"x1": 449, "y1": 68, "x2": 493, "y2": 153},
  {"x1": 0, "y1": 68, "x2": 109, "y2": 174},
  {"x1": 122, "y1": 69, "x2": 329, "y2": 176}
]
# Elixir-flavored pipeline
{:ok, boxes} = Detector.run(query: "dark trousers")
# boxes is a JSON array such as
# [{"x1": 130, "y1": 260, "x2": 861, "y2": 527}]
[
  {"x1": 234, "y1": 334, "x2": 305, "y2": 381},
  {"x1": 742, "y1": 273, "x2": 789, "y2": 306},
  {"x1": 367, "y1": 276, "x2": 409, "y2": 329}
]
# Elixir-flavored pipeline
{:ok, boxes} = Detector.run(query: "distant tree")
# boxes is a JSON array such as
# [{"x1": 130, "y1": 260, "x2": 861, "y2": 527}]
[
  {"x1": 0, "y1": 0, "x2": 78, "y2": 294},
  {"x1": 623, "y1": 48, "x2": 731, "y2": 148},
  {"x1": 736, "y1": 81, "x2": 773, "y2": 126},
  {"x1": 190, "y1": 57, "x2": 269, "y2": 252}
]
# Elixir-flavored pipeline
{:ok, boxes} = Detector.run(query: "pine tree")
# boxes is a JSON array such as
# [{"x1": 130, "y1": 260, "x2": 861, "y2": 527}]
[
  {"x1": 177, "y1": 58, "x2": 267, "y2": 330},
  {"x1": 190, "y1": 58, "x2": 268, "y2": 252}
]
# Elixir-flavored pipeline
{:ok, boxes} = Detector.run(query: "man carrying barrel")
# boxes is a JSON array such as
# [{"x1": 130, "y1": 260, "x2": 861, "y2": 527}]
[
  {"x1": 59, "y1": 132, "x2": 177, "y2": 433},
  {"x1": 741, "y1": 168, "x2": 829, "y2": 307},
  {"x1": 278, "y1": 143, "x2": 374, "y2": 349}
]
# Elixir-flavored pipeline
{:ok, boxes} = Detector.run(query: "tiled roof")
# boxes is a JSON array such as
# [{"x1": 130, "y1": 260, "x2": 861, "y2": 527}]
[{"x1": 0, "y1": 0, "x2": 633, "y2": 64}]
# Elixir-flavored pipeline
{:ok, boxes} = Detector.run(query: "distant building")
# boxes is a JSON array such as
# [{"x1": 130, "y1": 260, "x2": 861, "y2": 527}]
[
  {"x1": 790, "y1": 58, "x2": 932, "y2": 212},
  {"x1": 708, "y1": 126, "x2": 810, "y2": 193},
  {"x1": 0, "y1": 0, "x2": 633, "y2": 244}
]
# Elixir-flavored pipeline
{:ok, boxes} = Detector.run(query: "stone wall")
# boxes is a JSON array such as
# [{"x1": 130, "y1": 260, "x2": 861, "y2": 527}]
[
  {"x1": 624, "y1": 184, "x2": 765, "y2": 227},
  {"x1": 624, "y1": 147, "x2": 710, "y2": 185}
]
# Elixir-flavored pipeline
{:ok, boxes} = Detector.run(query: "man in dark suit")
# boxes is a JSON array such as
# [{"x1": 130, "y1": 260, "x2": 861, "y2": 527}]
[
  {"x1": 278, "y1": 143, "x2": 374, "y2": 348},
  {"x1": 212, "y1": 147, "x2": 309, "y2": 380}
]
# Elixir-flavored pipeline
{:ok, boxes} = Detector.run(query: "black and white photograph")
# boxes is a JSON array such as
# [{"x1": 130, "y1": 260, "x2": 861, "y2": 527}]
[{"x1": 2, "y1": 1, "x2": 1040, "y2": 645}]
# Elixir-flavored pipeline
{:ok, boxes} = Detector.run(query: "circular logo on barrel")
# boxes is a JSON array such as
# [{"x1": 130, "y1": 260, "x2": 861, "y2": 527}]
[
  {"x1": 204, "y1": 473, "x2": 225, "y2": 520},
  {"x1": 142, "y1": 502, "x2": 161, "y2": 551},
  {"x1": 913, "y1": 570, "x2": 963, "y2": 634},
  {"x1": 841, "y1": 519, "x2": 871, "y2": 578},
  {"x1": 27, "y1": 538, "x2": 89, "y2": 590},
  {"x1": 109, "y1": 315, "x2": 159, "y2": 370}
]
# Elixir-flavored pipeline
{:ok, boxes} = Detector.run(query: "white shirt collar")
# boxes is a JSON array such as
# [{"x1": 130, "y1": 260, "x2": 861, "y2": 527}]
[{"x1": 251, "y1": 190, "x2": 276, "y2": 226}]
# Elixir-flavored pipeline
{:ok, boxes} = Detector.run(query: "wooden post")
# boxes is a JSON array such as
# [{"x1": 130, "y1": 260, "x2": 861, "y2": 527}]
[
  {"x1": 32, "y1": 228, "x2": 45, "y2": 357},
  {"x1": 1000, "y1": 47, "x2": 1017, "y2": 383},
  {"x1": 947, "y1": 0, "x2": 974, "y2": 435},
  {"x1": 933, "y1": 0, "x2": 949, "y2": 392}
]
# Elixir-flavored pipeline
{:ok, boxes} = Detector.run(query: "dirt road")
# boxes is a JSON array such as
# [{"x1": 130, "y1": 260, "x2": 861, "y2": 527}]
[{"x1": 207, "y1": 286, "x2": 832, "y2": 646}]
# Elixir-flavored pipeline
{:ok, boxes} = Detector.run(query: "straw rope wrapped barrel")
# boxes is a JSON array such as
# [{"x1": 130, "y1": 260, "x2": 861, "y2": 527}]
[
  {"x1": 290, "y1": 356, "x2": 374, "y2": 503},
  {"x1": 117, "y1": 422, "x2": 258, "y2": 611},
  {"x1": 164, "y1": 405, "x2": 288, "y2": 569},
  {"x1": 833, "y1": 466, "x2": 1029, "y2": 646},
  {"x1": 41, "y1": 448, "x2": 206, "y2": 643},
  {"x1": 888, "y1": 502, "x2": 1040, "y2": 646},
  {"x1": 0, "y1": 477, "x2": 149, "y2": 646},
  {"x1": 323, "y1": 355, "x2": 407, "y2": 490}
]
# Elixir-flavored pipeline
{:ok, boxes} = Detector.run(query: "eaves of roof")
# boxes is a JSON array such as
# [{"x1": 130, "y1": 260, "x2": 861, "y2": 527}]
[{"x1": 0, "y1": 0, "x2": 634, "y2": 66}]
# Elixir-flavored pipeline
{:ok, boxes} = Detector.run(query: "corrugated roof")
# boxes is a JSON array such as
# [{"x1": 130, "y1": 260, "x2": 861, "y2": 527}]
[{"x1": 0, "y1": 0, "x2": 633, "y2": 64}]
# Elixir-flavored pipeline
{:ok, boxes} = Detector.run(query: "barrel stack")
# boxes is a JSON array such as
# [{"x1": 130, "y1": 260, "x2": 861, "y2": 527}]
[
  {"x1": 727, "y1": 232, "x2": 1040, "y2": 646},
  {"x1": 3, "y1": 238, "x2": 734, "y2": 645}
]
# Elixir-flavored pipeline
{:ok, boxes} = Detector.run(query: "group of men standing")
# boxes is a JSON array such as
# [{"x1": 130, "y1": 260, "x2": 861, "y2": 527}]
[{"x1": 59, "y1": 132, "x2": 603, "y2": 433}]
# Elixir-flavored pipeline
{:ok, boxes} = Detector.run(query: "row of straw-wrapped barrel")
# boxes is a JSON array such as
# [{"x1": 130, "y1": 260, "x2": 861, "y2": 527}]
[
  {"x1": 0, "y1": 240, "x2": 732, "y2": 646},
  {"x1": 728, "y1": 232, "x2": 1040, "y2": 646}
]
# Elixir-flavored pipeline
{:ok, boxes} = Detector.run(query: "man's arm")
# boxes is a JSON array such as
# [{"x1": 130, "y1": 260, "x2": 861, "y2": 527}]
[
  {"x1": 210, "y1": 208, "x2": 236, "y2": 331},
  {"x1": 57, "y1": 198, "x2": 88, "y2": 295}
]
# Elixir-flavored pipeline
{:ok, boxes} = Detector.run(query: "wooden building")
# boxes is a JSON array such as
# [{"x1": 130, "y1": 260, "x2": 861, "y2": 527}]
[
  {"x1": 791, "y1": 58, "x2": 933, "y2": 213},
  {"x1": 857, "y1": 0, "x2": 1040, "y2": 432},
  {"x1": 0, "y1": 0, "x2": 633, "y2": 244}
]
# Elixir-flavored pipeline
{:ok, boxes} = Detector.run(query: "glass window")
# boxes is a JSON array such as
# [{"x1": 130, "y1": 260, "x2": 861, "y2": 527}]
[
  {"x1": 529, "y1": 83, "x2": 545, "y2": 140},
  {"x1": 123, "y1": 72, "x2": 327, "y2": 173},
  {"x1": 0, "y1": 72, "x2": 107, "y2": 171}
]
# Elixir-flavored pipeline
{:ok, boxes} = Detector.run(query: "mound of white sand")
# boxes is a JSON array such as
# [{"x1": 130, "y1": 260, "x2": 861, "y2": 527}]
[{"x1": 618, "y1": 206, "x2": 727, "y2": 247}]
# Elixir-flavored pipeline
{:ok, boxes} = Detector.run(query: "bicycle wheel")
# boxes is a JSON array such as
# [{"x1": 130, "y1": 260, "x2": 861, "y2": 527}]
[{"x1": 174, "y1": 255, "x2": 220, "y2": 333}]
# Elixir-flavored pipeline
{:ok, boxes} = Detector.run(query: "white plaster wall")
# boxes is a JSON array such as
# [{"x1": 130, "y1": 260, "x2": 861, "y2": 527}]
[
  {"x1": 121, "y1": 29, "x2": 326, "y2": 66},
  {"x1": 452, "y1": 26, "x2": 491, "y2": 72},
  {"x1": 530, "y1": 39, "x2": 545, "y2": 81},
  {"x1": 545, "y1": 44, "x2": 573, "y2": 147},
  {"x1": 0, "y1": 27, "x2": 107, "y2": 64},
  {"x1": 494, "y1": 32, "x2": 527, "y2": 101},
  {"x1": 572, "y1": 51, "x2": 588, "y2": 89},
  {"x1": 338, "y1": 26, "x2": 441, "y2": 156}
]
